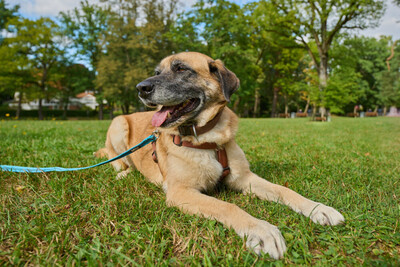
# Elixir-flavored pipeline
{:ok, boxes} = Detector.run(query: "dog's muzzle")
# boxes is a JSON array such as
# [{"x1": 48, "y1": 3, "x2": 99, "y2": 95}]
[{"x1": 136, "y1": 80, "x2": 155, "y2": 98}]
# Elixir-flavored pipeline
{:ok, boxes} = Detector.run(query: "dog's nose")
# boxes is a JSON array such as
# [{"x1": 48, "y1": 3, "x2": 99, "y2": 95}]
[{"x1": 136, "y1": 80, "x2": 154, "y2": 96}]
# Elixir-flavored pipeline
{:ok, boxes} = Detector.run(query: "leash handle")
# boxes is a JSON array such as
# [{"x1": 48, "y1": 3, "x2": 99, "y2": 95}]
[{"x1": 0, "y1": 134, "x2": 157, "y2": 173}]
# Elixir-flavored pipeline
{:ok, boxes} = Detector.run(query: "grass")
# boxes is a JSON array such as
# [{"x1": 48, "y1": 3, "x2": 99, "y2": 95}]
[{"x1": 0, "y1": 117, "x2": 399, "y2": 266}]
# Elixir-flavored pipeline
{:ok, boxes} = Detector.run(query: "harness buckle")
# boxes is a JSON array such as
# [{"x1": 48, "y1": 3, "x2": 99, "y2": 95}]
[
  {"x1": 152, "y1": 129, "x2": 160, "y2": 138},
  {"x1": 192, "y1": 125, "x2": 199, "y2": 141},
  {"x1": 172, "y1": 135, "x2": 183, "y2": 147},
  {"x1": 178, "y1": 125, "x2": 193, "y2": 136}
]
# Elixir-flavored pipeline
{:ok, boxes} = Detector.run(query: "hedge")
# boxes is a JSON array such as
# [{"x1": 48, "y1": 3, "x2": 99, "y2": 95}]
[{"x1": 0, "y1": 106, "x2": 102, "y2": 119}]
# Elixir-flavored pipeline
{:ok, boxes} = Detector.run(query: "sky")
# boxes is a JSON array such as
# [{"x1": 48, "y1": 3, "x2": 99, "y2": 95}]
[{"x1": 7, "y1": 0, "x2": 400, "y2": 40}]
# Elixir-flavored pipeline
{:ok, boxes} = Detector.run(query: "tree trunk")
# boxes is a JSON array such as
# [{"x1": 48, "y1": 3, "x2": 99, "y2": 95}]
[
  {"x1": 284, "y1": 95, "x2": 289, "y2": 116},
  {"x1": 386, "y1": 40, "x2": 397, "y2": 71},
  {"x1": 271, "y1": 87, "x2": 279, "y2": 118},
  {"x1": 253, "y1": 88, "x2": 260, "y2": 118},
  {"x1": 16, "y1": 92, "x2": 22, "y2": 119},
  {"x1": 303, "y1": 94, "x2": 310, "y2": 115},
  {"x1": 109, "y1": 103, "x2": 114, "y2": 120},
  {"x1": 99, "y1": 102, "x2": 104, "y2": 120},
  {"x1": 63, "y1": 100, "x2": 68, "y2": 120},
  {"x1": 243, "y1": 103, "x2": 249, "y2": 117},
  {"x1": 124, "y1": 103, "x2": 129, "y2": 114},
  {"x1": 318, "y1": 53, "x2": 328, "y2": 118},
  {"x1": 38, "y1": 98, "x2": 43, "y2": 120},
  {"x1": 312, "y1": 105, "x2": 317, "y2": 117},
  {"x1": 39, "y1": 67, "x2": 47, "y2": 121},
  {"x1": 233, "y1": 97, "x2": 240, "y2": 114}
]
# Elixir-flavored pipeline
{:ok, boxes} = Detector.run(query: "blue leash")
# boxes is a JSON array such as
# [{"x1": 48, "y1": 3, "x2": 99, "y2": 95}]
[{"x1": 0, "y1": 134, "x2": 157, "y2": 173}]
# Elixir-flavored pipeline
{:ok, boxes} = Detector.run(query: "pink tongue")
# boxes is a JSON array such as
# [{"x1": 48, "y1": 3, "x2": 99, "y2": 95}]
[{"x1": 151, "y1": 107, "x2": 175, "y2": 127}]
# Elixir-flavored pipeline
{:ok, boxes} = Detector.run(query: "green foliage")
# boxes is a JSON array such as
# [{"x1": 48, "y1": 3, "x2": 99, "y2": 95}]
[
  {"x1": 59, "y1": 0, "x2": 109, "y2": 69},
  {"x1": 1, "y1": 118, "x2": 399, "y2": 264},
  {"x1": 55, "y1": 63, "x2": 95, "y2": 117},
  {"x1": 181, "y1": 0, "x2": 260, "y2": 114},
  {"x1": 0, "y1": 44, "x2": 32, "y2": 96},
  {"x1": 59, "y1": 0, "x2": 111, "y2": 118},
  {"x1": 267, "y1": 0, "x2": 386, "y2": 112},
  {"x1": 330, "y1": 36, "x2": 390, "y2": 110},
  {"x1": 0, "y1": 0, "x2": 19, "y2": 41},
  {"x1": 6, "y1": 17, "x2": 65, "y2": 92},
  {"x1": 0, "y1": 0, "x2": 398, "y2": 118},
  {"x1": 0, "y1": 106, "x2": 100, "y2": 119},
  {"x1": 325, "y1": 68, "x2": 366, "y2": 114},
  {"x1": 376, "y1": 41, "x2": 400, "y2": 107},
  {"x1": 377, "y1": 70, "x2": 400, "y2": 107},
  {"x1": 329, "y1": 36, "x2": 400, "y2": 111},
  {"x1": 96, "y1": 0, "x2": 179, "y2": 114}
]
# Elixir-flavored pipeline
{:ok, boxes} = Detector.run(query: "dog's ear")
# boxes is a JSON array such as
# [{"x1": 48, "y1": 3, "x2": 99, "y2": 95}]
[{"x1": 209, "y1": 59, "x2": 240, "y2": 102}]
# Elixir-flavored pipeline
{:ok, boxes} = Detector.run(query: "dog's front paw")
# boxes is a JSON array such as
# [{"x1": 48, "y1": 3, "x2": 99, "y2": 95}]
[
  {"x1": 116, "y1": 169, "x2": 131, "y2": 179},
  {"x1": 309, "y1": 204, "x2": 345, "y2": 226},
  {"x1": 241, "y1": 220, "x2": 286, "y2": 259}
]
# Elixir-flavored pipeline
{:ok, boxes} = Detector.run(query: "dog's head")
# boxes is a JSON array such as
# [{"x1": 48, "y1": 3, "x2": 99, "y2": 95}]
[{"x1": 136, "y1": 52, "x2": 239, "y2": 128}]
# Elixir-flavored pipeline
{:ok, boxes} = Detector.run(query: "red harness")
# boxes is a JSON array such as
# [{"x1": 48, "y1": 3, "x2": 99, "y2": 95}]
[{"x1": 151, "y1": 112, "x2": 230, "y2": 179}]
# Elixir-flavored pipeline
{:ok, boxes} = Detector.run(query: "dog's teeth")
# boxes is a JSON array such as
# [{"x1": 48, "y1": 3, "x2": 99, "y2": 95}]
[
  {"x1": 182, "y1": 100, "x2": 190, "y2": 108},
  {"x1": 167, "y1": 112, "x2": 171, "y2": 118}
]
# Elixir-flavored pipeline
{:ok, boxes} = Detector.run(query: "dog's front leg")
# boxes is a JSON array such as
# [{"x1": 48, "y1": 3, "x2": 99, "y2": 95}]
[
  {"x1": 166, "y1": 185, "x2": 287, "y2": 259},
  {"x1": 229, "y1": 172, "x2": 345, "y2": 226}
]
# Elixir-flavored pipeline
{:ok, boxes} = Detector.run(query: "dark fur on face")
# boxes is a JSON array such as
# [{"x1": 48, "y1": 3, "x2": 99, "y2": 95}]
[{"x1": 136, "y1": 52, "x2": 239, "y2": 128}]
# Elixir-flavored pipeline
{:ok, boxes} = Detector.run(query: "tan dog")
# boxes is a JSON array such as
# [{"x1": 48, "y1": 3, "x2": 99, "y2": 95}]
[{"x1": 96, "y1": 52, "x2": 344, "y2": 259}]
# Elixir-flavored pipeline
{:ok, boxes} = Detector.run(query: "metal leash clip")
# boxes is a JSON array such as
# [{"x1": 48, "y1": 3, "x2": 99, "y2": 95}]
[{"x1": 152, "y1": 129, "x2": 160, "y2": 139}]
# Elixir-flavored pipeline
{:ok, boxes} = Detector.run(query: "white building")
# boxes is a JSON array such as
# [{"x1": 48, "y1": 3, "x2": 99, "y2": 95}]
[{"x1": 9, "y1": 91, "x2": 101, "y2": 110}]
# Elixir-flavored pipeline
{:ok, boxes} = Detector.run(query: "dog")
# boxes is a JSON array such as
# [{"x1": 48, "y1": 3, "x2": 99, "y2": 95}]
[{"x1": 96, "y1": 52, "x2": 344, "y2": 259}]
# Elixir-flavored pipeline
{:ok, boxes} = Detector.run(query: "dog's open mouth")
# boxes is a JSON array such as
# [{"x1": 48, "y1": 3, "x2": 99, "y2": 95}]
[{"x1": 151, "y1": 98, "x2": 201, "y2": 127}]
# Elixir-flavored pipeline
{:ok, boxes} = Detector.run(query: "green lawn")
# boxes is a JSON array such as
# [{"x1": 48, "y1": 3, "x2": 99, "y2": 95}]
[{"x1": 0, "y1": 117, "x2": 399, "y2": 265}]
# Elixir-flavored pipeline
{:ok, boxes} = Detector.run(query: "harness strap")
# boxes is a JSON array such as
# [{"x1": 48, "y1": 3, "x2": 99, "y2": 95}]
[
  {"x1": 172, "y1": 135, "x2": 218, "y2": 149},
  {"x1": 151, "y1": 136, "x2": 230, "y2": 179},
  {"x1": 217, "y1": 148, "x2": 230, "y2": 178},
  {"x1": 152, "y1": 141, "x2": 158, "y2": 163},
  {"x1": 178, "y1": 110, "x2": 223, "y2": 136},
  {"x1": 151, "y1": 109, "x2": 230, "y2": 179}
]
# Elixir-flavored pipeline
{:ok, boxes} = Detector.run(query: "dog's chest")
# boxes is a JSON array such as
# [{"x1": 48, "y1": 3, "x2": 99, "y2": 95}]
[{"x1": 166, "y1": 146, "x2": 224, "y2": 191}]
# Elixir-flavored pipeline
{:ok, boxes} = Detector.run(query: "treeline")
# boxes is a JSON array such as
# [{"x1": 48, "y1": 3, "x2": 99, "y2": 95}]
[{"x1": 0, "y1": 0, "x2": 399, "y2": 119}]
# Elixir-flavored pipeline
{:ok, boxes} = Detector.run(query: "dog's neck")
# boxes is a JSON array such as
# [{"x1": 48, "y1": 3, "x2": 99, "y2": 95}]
[{"x1": 177, "y1": 110, "x2": 223, "y2": 138}]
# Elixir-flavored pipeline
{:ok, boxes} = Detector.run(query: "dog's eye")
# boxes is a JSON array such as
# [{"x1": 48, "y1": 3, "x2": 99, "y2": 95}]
[
  {"x1": 154, "y1": 70, "x2": 161, "y2": 76},
  {"x1": 176, "y1": 66, "x2": 186, "y2": 72}
]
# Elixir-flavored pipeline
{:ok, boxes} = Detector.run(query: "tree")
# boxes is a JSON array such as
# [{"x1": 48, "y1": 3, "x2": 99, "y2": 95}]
[
  {"x1": 330, "y1": 36, "x2": 389, "y2": 112},
  {"x1": 60, "y1": 0, "x2": 110, "y2": 119},
  {"x1": 243, "y1": 1, "x2": 308, "y2": 117},
  {"x1": 268, "y1": 0, "x2": 385, "y2": 117},
  {"x1": 277, "y1": 49, "x2": 307, "y2": 115},
  {"x1": 7, "y1": 17, "x2": 65, "y2": 120},
  {"x1": 0, "y1": 0, "x2": 20, "y2": 104},
  {"x1": 0, "y1": 0, "x2": 19, "y2": 42},
  {"x1": 175, "y1": 0, "x2": 266, "y2": 117},
  {"x1": 324, "y1": 67, "x2": 365, "y2": 114},
  {"x1": 0, "y1": 44, "x2": 35, "y2": 117},
  {"x1": 55, "y1": 63, "x2": 95, "y2": 119},
  {"x1": 96, "y1": 0, "x2": 178, "y2": 115},
  {"x1": 376, "y1": 40, "x2": 400, "y2": 109}
]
